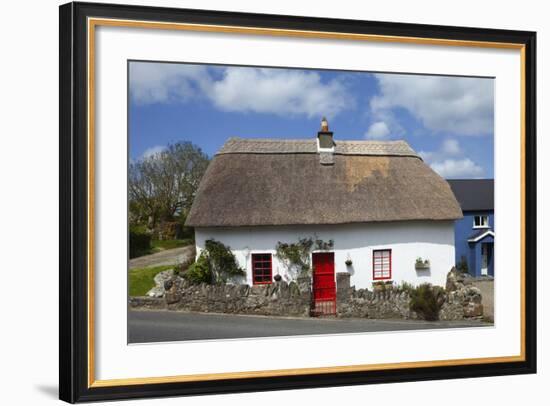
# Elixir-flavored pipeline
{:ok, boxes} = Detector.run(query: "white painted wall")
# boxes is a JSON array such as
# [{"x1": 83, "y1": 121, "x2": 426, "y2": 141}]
[{"x1": 195, "y1": 221, "x2": 455, "y2": 288}]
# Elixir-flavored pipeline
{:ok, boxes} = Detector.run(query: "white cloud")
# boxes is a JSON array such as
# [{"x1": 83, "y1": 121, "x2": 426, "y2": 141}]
[
  {"x1": 365, "y1": 121, "x2": 390, "y2": 139},
  {"x1": 430, "y1": 158, "x2": 484, "y2": 178},
  {"x1": 420, "y1": 138, "x2": 484, "y2": 178},
  {"x1": 142, "y1": 145, "x2": 166, "y2": 159},
  {"x1": 371, "y1": 74, "x2": 494, "y2": 136},
  {"x1": 130, "y1": 63, "x2": 353, "y2": 118},
  {"x1": 129, "y1": 63, "x2": 210, "y2": 105},
  {"x1": 210, "y1": 68, "x2": 352, "y2": 118},
  {"x1": 440, "y1": 138, "x2": 462, "y2": 156}
]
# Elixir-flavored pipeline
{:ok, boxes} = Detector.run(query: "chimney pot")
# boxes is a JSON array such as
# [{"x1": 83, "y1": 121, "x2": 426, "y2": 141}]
[
  {"x1": 321, "y1": 117, "x2": 329, "y2": 132},
  {"x1": 317, "y1": 117, "x2": 334, "y2": 149}
]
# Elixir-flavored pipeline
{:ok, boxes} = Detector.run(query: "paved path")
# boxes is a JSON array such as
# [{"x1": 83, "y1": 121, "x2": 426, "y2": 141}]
[
  {"x1": 129, "y1": 245, "x2": 195, "y2": 269},
  {"x1": 128, "y1": 310, "x2": 493, "y2": 343}
]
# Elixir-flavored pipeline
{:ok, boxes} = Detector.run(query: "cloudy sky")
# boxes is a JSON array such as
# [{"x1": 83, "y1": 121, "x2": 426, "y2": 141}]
[{"x1": 129, "y1": 61, "x2": 494, "y2": 179}]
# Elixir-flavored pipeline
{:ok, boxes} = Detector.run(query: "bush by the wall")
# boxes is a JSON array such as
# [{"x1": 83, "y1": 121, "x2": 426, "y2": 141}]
[
  {"x1": 183, "y1": 239, "x2": 245, "y2": 285},
  {"x1": 396, "y1": 281, "x2": 415, "y2": 295},
  {"x1": 457, "y1": 255, "x2": 469, "y2": 274},
  {"x1": 184, "y1": 252, "x2": 212, "y2": 284},
  {"x1": 129, "y1": 226, "x2": 152, "y2": 258},
  {"x1": 409, "y1": 283, "x2": 446, "y2": 321}
]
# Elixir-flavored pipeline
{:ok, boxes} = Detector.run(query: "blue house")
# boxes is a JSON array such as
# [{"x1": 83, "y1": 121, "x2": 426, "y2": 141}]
[{"x1": 448, "y1": 179, "x2": 494, "y2": 277}]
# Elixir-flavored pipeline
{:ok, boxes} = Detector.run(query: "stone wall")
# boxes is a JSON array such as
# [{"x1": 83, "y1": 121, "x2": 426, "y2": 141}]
[
  {"x1": 336, "y1": 273, "x2": 412, "y2": 319},
  {"x1": 129, "y1": 296, "x2": 166, "y2": 310},
  {"x1": 158, "y1": 275, "x2": 311, "y2": 317},
  {"x1": 439, "y1": 269, "x2": 485, "y2": 320},
  {"x1": 337, "y1": 288, "x2": 413, "y2": 319},
  {"x1": 130, "y1": 269, "x2": 487, "y2": 321}
]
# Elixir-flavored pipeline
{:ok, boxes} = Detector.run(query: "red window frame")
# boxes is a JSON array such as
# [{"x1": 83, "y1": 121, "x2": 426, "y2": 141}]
[
  {"x1": 373, "y1": 249, "x2": 392, "y2": 280},
  {"x1": 251, "y1": 253, "x2": 273, "y2": 285}
]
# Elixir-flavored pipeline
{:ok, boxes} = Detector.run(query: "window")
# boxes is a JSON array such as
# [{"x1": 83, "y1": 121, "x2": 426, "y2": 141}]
[
  {"x1": 252, "y1": 253, "x2": 272, "y2": 285},
  {"x1": 473, "y1": 215, "x2": 489, "y2": 228},
  {"x1": 373, "y1": 249, "x2": 392, "y2": 280}
]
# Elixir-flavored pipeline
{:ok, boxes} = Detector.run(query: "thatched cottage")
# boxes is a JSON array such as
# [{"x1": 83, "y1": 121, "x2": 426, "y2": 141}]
[{"x1": 186, "y1": 119, "x2": 462, "y2": 311}]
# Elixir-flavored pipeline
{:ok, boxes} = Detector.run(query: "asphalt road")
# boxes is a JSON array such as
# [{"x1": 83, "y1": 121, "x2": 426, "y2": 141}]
[{"x1": 128, "y1": 310, "x2": 492, "y2": 343}]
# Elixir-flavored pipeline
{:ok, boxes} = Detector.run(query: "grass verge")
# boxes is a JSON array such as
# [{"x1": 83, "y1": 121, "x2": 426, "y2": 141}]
[{"x1": 129, "y1": 265, "x2": 174, "y2": 297}]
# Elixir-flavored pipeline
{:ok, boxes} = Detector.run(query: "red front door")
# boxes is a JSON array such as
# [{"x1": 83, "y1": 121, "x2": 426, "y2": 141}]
[{"x1": 312, "y1": 252, "x2": 336, "y2": 316}]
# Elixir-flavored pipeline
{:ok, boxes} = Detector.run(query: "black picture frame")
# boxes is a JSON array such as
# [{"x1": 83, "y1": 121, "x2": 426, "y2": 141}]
[{"x1": 59, "y1": 1, "x2": 537, "y2": 403}]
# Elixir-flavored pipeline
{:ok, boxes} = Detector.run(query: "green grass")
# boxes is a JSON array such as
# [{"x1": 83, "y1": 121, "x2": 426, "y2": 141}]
[
  {"x1": 150, "y1": 239, "x2": 194, "y2": 253},
  {"x1": 129, "y1": 265, "x2": 174, "y2": 297}
]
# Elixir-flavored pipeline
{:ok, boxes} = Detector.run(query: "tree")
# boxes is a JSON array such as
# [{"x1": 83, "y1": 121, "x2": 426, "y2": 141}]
[{"x1": 129, "y1": 142, "x2": 209, "y2": 229}]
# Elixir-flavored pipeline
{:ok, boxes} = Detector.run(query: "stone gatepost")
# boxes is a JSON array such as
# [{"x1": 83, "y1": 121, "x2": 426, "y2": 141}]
[
  {"x1": 336, "y1": 272, "x2": 351, "y2": 301},
  {"x1": 336, "y1": 272, "x2": 350, "y2": 289}
]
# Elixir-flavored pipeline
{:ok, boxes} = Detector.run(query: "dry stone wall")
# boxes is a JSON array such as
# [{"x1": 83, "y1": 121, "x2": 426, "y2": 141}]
[
  {"x1": 130, "y1": 269, "x2": 487, "y2": 321},
  {"x1": 160, "y1": 275, "x2": 311, "y2": 317}
]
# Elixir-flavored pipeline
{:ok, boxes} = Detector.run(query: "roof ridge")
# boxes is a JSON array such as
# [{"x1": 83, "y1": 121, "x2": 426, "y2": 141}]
[
  {"x1": 225, "y1": 137, "x2": 410, "y2": 144},
  {"x1": 218, "y1": 137, "x2": 419, "y2": 158}
]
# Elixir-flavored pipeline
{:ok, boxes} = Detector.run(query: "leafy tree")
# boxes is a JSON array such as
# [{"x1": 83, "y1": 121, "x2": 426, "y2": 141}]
[{"x1": 129, "y1": 142, "x2": 209, "y2": 229}]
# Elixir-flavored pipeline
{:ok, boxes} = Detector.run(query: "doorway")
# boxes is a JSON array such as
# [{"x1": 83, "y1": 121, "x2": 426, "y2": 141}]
[{"x1": 311, "y1": 252, "x2": 336, "y2": 316}]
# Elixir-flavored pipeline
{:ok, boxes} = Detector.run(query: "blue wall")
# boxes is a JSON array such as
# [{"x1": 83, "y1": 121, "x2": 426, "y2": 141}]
[{"x1": 454, "y1": 210, "x2": 494, "y2": 276}]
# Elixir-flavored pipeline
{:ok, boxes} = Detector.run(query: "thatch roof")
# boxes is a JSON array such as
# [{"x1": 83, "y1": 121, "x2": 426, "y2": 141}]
[{"x1": 186, "y1": 138, "x2": 462, "y2": 227}]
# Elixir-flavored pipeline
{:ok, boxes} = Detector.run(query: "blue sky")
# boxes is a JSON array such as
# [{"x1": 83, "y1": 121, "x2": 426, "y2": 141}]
[{"x1": 129, "y1": 61, "x2": 494, "y2": 179}]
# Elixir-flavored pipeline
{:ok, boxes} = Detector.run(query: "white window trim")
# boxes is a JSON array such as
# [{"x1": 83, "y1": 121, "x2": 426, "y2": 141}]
[{"x1": 473, "y1": 215, "x2": 490, "y2": 229}]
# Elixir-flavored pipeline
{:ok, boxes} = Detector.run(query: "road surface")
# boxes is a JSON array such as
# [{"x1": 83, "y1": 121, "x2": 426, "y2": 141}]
[
  {"x1": 128, "y1": 310, "x2": 492, "y2": 343},
  {"x1": 129, "y1": 245, "x2": 195, "y2": 269}
]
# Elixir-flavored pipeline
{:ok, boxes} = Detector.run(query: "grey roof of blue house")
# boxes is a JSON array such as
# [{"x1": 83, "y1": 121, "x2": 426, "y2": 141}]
[{"x1": 447, "y1": 179, "x2": 494, "y2": 212}]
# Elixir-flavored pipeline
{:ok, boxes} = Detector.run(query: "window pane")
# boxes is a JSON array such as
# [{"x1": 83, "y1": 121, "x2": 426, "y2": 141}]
[
  {"x1": 252, "y1": 253, "x2": 272, "y2": 284},
  {"x1": 373, "y1": 250, "x2": 391, "y2": 280}
]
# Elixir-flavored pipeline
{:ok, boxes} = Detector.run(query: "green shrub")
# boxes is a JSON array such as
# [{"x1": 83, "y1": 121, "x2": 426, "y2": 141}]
[
  {"x1": 175, "y1": 255, "x2": 195, "y2": 277},
  {"x1": 409, "y1": 283, "x2": 446, "y2": 321},
  {"x1": 457, "y1": 255, "x2": 469, "y2": 274},
  {"x1": 184, "y1": 253, "x2": 212, "y2": 284},
  {"x1": 129, "y1": 227, "x2": 152, "y2": 258},
  {"x1": 183, "y1": 239, "x2": 244, "y2": 285},
  {"x1": 396, "y1": 281, "x2": 415, "y2": 295}
]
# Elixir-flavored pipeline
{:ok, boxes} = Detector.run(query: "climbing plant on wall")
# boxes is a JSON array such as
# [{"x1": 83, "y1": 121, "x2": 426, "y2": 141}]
[{"x1": 275, "y1": 236, "x2": 334, "y2": 278}]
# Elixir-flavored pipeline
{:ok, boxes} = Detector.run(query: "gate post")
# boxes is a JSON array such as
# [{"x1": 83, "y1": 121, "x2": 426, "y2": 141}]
[
  {"x1": 336, "y1": 272, "x2": 351, "y2": 300},
  {"x1": 296, "y1": 275, "x2": 312, "y2": 316}
]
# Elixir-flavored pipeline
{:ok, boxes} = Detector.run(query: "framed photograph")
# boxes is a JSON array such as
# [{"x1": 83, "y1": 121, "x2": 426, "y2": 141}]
[{"x1": 59, "y1": 1, "x2": 536, "y2": 403}]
